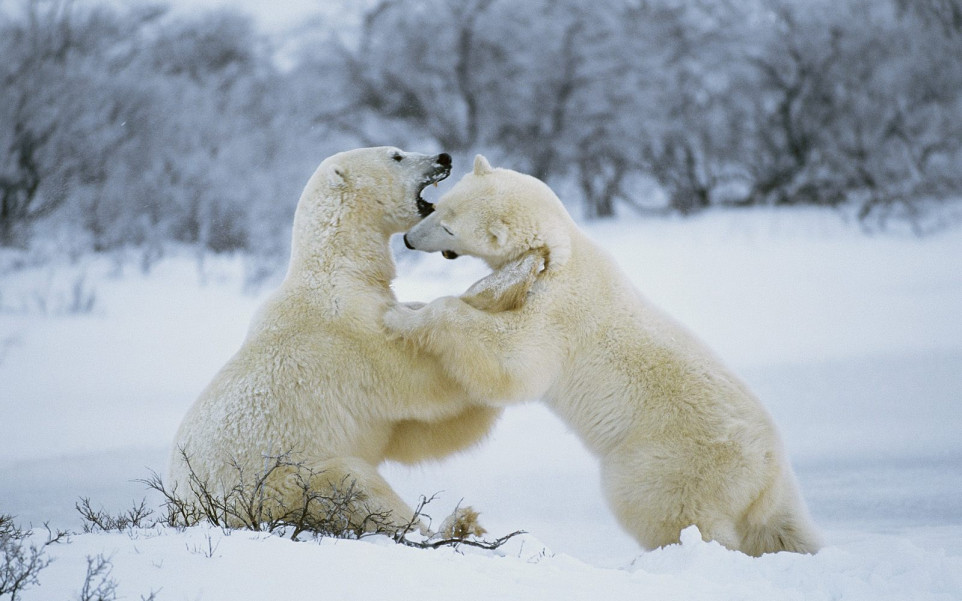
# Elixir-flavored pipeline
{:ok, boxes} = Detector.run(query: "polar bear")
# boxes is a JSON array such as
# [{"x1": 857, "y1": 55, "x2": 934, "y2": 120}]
[
  {"x1": 169, "y1": 147, "x2": 497, "y2": 536},
  {"x1": 384, "y1": 155, "x2": 821, "y2": 555}
]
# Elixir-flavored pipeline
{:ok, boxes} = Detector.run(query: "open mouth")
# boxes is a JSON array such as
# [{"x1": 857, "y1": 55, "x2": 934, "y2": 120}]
[
  {"x1": 441, "y1": 250, "x2": 459, "y2": 260},
  {"x1": 416, "y1": 155, "x2": 452, "y2": 218}
]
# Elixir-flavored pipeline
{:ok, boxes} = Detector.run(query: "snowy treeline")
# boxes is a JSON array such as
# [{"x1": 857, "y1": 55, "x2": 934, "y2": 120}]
[{"x1": 2, "y1": 0, "x2": 961, "y2": 259}]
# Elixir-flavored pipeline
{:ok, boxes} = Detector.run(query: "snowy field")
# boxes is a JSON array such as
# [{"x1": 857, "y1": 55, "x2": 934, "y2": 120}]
[{"x1": 1, "y1": 208, "x2": 961, "y2": 599}]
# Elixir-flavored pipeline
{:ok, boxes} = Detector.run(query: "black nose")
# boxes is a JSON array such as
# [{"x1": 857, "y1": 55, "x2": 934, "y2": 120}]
[
  {"x1": 437, "y1": 153, "x2": 452, "y2": 168},
  {"x1": 403, "y1": 234, "x2": 415, "y2": 250}
]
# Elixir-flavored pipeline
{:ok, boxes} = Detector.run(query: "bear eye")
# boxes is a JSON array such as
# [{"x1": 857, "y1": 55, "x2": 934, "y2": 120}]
[
  {"x1": 441, "y1": 224, "x2": 454, "y2": 236},
  {"x1": 392, "y1": 152, "x2": 403, "y2": 162}
]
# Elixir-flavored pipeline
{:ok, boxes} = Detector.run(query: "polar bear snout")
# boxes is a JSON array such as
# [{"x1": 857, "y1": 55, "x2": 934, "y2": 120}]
[
  {"x1": 421, "y1": 153, "x2": 452, "y2": 183},
  {"x1": 403, "y1": 231, "x2": 458, "y2": 259}
]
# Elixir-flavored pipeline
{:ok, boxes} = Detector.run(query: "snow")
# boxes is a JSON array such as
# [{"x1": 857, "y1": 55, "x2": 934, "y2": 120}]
[
  {"x1": 2, "y1": 208, "x2": 961, "y2": 600},
  {"x1": 14, "y1": 524, "x2": 962, "y2": 601}
]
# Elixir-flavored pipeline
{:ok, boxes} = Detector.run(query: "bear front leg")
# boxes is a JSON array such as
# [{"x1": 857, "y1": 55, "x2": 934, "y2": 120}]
[
  {"x1": 382, "y1": 299, "x2": 438, "y2": 340},
  {"x1": 460, "y1": 252, "x2": 545, "y2": 312},
  {"x1": 384, "y1": 296, "x2": 557, "y2": 405}
]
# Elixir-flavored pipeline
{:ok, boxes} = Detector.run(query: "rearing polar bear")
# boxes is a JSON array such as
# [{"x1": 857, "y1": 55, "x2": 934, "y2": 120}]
[
  {"x1": 385, "y1": 155, "x2": 821, "y2": 555},
  {"x1": 170, "y1": 148, "x2": 498, "y2": 535}
]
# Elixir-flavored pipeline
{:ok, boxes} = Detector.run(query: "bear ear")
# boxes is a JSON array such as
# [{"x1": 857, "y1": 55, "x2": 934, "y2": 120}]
[
  {"x1": 489, "y1": 219, "x2": 509, "y2": 248},
  {"x1": 327, "y1": 163, "x2": 348, "y2": 188},
  {"x1": 473, "y1": 154, "x2": 494, "y2": 176}
]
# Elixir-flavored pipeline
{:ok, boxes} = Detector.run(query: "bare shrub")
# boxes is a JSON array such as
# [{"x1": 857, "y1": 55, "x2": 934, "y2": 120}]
[
  {"x1": 76, "y1": 554, "x2": 158, "y2": 601},
  {"x1": 0, "y1": 514, "x2": 69, "y2": 601},
  {"x1": 139, "y1": 449, "x2": 396, "y2": 540},
  {"x1": 67, "y1": 271, "x2": 97, "y2": 315},
  {"x1": 77, "y1": 554, "x2": 117, "y2": 601},
  {"x1": 135, "y1": 449, "x2": 524, "y2": 550},
  {"x1": 76, "y1": 498, "x2": 156, "y2": 533}
]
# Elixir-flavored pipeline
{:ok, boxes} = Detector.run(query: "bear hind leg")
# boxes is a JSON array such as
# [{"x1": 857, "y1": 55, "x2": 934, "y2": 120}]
[
  {"x1": 736, "y1": 475, "x2": 822, "y2": 556},
  {"x1": 268, "y1": 456, "x2": 427, "y2": 536},
  {"x1": 737, "y1": 510, "x2": 821, "y2": 556}
]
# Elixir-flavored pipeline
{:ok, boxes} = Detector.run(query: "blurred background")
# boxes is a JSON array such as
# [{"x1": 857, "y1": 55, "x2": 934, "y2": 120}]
[{"x1": 2, "y1": 0, "x2": 961, "y2": 281}]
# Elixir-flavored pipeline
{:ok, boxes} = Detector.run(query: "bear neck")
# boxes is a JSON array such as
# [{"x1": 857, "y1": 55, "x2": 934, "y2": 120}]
[
  {"x1": 286, "y1": 201, "x2": 396, "y2": 296},
  {"x1": 531, "y1": 213, "x2": 575, "y2": 272}
]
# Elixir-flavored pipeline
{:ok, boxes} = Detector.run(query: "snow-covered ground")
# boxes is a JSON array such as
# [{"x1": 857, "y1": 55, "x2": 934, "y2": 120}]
[{"x1": 2, "y1": 208, "x2": 961, "y2": 599}]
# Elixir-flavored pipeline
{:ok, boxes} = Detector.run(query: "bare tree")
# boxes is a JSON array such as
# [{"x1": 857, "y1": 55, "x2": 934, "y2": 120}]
[
  {"x1": 738, "y1": 0, "x2": 962, "y2": 228},
  {"x1": 0, "y1": 0, "x2": 76, "y2": 246},
  {"x1": 0, "y1": 121, "x2": 54, "y2": 246},
  {"x1": 4, "y1": 0, "x2": 962, "y2": 257},
  {"x1": 894, "y1": 0, "x2": 962, "y2": 34},
  {"x1": 338, "y1": 0, "x2": 497, "y2": 152}
]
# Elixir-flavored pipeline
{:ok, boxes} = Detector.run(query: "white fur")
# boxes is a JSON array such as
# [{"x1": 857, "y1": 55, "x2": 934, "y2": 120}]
[
  {"x1": 386, "y1": 155, "x2": 821, "y2": 555},
  {"x1": 169, "y1": 147, "x2": 497, "y2": 532}
]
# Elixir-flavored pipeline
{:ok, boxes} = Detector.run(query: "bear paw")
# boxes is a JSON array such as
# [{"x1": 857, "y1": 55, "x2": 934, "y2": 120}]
[
  {"x1": 383, "y1": 303, "x2": 422, "y2": 337},
  {"x1": 384, "y1": 296, "x2": 462, "y2": 338},
  {"x1": 436, "y1": 505, "x2": 487, "y2": 540}
]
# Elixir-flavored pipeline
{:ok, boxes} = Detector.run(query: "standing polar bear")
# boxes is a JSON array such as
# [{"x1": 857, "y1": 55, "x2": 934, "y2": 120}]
[
  {"x1": 169, "y1": 147, "x2": 498, "y2": 535},
  {"x1": 385, "y1": 155, "x2": 821, "y2": 555}
]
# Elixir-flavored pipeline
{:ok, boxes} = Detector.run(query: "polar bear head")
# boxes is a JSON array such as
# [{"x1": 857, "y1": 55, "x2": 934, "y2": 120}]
[
  {"x1": 303, "y1": 147, "x2": 452, "y2": 234},
  {"x1": 402, "y1": 155, "x2": 572, "y2": 270}
]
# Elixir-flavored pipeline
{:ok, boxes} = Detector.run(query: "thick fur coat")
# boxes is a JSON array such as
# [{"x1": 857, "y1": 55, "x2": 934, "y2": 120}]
[
  {"x1": 385, "y1": 155, "x2": 821, "y2": 555},
  {"x1": 169, "y1": 148, "x2": 497, "y2": 533}
]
